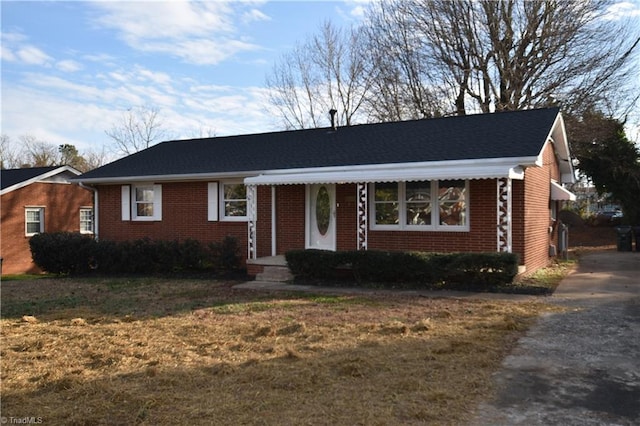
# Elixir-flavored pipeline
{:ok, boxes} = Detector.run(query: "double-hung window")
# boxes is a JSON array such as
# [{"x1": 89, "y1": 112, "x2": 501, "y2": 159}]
[
  {"x1": 134, "y1": 186, "x2": 155, "y2": 218},
  {"x1": 121, "y1": 184, "x2": 162, "y2": 221},
  {"x1": 371, "y1": 180, "x2": 468, "y2": 231},
  {"x1": 25, "y1": 207, "x2": 44, "y2": 236},
  {"x1": 80, "y1": 208, "x2": 94, "y2": 234},
  {"x1": 220, "y1": 182, "x2": 247, "y2": 221}
]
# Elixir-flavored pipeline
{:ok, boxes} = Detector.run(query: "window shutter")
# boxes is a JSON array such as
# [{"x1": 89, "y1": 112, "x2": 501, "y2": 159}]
[
  {"x1": 153, "y1": 184, "x2": 162, "y2": 220},
  {"x1": 121, "y1": 185, "x2": 131, "y2": 221},
  {"x1": 208, "y1": 182, "x2": 219, "y2": 221}
]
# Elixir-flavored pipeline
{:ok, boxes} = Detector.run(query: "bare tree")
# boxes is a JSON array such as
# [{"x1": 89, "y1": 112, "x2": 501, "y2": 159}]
[
  {"x1": 1, "y1": 134, "x2": 23, "y2": 169},
  {"x1": 106, "y1": 105, "x2": 168, "y2": 156},
  {"x1": 363, "y1": 1, "x2": 463, "y2": 120},
  {"x1": 22, "y1": 135, "x2": 60, "y2": 167},
  {"x1": 82, "y1": 148, "x2": 109, "y2": 172},
  {"x1": 266, "y1": 21, "x2": 373, "y2": 129},
  {"x1": 365, "y1": 0, "x2": 639, "y2": 117},
  {"x1": 1, "y1": 134, "x2": 105, "y2": 172}
]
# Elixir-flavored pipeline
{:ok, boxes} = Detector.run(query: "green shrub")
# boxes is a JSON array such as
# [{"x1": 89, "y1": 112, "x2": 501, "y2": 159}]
[
  {"x1": 285, "y1": 249, "x2": 519, "y2": 290},
  {"x1": 30, "y1": 234, "x2": 240, "y2": 276},
  {"x1": 29, "y1": 232, "x2": 97, "y2": 275},
  {"x1": 209, "y1": 236, "x2": 241, "y2": 271}
]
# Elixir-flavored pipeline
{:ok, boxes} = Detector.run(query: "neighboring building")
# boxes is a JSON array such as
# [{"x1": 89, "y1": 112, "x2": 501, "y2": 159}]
[
  {"x1": 1, "y1": 166, "x2": 94, "y2": 275},
  {"x1": 75, "y1": 108, "x2": 575, "y2": 276}
]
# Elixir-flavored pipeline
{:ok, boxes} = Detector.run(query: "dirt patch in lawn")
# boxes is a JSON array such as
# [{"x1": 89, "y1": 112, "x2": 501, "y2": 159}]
[{"x1": 1, "y1": 277, "x2": 559, "y2": 425}]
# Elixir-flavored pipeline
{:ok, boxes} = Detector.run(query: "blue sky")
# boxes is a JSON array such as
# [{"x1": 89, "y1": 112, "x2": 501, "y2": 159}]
[
  {"x1": 2, "y1": 0, "x2": 639, "y2": 161},
  {"x1": 1, "y1": 0, "x2": 366, "y2": 156}
]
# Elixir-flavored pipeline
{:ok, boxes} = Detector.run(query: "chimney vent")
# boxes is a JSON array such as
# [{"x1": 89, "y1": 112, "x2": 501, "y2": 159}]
[{"x1": 329, "y1": 109, "x2": 337, "y2": 130}]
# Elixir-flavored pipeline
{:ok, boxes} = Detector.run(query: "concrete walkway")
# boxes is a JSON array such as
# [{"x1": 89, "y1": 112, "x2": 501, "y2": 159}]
[{"x1": 470, "y1": 251, "x2": 640, "y2": 426}]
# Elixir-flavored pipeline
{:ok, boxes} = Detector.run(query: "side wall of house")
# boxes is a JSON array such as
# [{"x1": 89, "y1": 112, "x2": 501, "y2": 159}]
[
  {"x1": 0, "y1": 182, "x2": 93, "y2": 275},
  {"x1": 513, "y1": 141, "x2": 562, "y2": 273}
]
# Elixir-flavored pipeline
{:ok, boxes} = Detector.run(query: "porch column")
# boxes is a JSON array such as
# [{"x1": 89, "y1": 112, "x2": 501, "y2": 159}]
[
  {"x1": 357, "y1": 182, "x2": 368, "y2": 250},
  {"x1": 247, "y1": 184, "x2": 257, "y2": 260},
  {"x1": 497, "y1": 178, "x2": 512, "y2": 253}
]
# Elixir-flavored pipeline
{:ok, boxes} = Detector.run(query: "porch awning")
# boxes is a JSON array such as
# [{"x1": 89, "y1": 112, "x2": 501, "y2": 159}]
[
  {"x1": 551, "y1": 181, "x2": 576, "y2": 201},
  {"x1": 244, "y1": 158, "x2": 537, "y2": 186}
]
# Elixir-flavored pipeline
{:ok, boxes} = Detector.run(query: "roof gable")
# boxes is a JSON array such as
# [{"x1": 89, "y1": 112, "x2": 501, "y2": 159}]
[
  {"x1": 1, "y1": 166, "x2": 81, "y2": 195},
  {"x1": 77, "y1": 108, "x2": 565, "y2": 183}
]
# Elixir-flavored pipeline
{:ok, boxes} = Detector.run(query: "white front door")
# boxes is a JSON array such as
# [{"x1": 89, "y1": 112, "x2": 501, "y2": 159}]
[{"x1": 306, "y1": 184, "x2": 336, "y2": 251}]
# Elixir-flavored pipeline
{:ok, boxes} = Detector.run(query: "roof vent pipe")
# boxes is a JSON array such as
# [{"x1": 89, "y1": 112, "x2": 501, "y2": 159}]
[{"x1": 329, "y1": 109, "x2": 337, "y2": 131}]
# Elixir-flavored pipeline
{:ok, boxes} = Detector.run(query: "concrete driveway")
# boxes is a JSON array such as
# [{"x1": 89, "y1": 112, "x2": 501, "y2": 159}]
[{"x1": 470, "y1": 251, "x2": 640, "y2": 426}]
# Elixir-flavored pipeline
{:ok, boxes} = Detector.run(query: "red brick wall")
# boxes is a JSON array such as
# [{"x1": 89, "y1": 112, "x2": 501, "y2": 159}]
[
  {"x1": 1, "y1": 182, "x2": 93, "y2": 275},
  {"x1": 366, "y1": 179, "x2": 498, "y2": 253},
  {"x1": 254, "y1": 185, "x2": 272, "y2": 258},
  {"x1": 97, "y1": 182, "x2": 248, "y2": 258},
  {"x1": 273, "y1": 185, "x2": 306, "y2": 254},
  {"x1": 514, "y1": 141, "x2": 562, "y2": 273}
]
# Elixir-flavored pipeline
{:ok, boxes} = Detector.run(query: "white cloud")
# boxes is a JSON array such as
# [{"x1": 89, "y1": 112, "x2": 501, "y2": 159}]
[
  {"x1": 1, "y1": 45, "x2": 17, "y2": 62},
  {"x1": 135, "y1": 67, "x2": 172, "y2": 86},
  {"x1": 1, "y1": 31, "x2": 54, "y2": 67},
  {"x1": 2, "y1": 85, "x2": 119, "y2": 150},
  {"x1": 89, "y1": 1, "x2": 263, "y2": 65},
  {"x1": 336, "y1": 0, "x2": 372, "y2": 22},
  {"x1": 242, "y1": 8, "x2": 271, "y2": 24},
  {"x1": 605, "y1": 1, "x2": 640, "y2": 19},
  {"x1": 15, "y1": 45, "x2": 52, "y2": 66},
  {"x1": 92, "y1": 1, "x2": 235, "y2": 39},
  {"x1": 56, "y1": 59, "x2": 83, "y2": 72}
]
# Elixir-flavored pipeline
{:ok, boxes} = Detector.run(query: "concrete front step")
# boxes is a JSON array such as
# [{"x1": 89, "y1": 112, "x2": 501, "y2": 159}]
[{"x1": 255, "y1": 265, "x2": 294, "y2": 282}]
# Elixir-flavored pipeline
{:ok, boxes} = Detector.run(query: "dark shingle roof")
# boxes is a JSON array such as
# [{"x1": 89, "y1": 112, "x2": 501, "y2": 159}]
[
  {"x1": 78, "y1": 108, "x2": 560, "y2": 181},
  {"x1": 1, "y1": 166, "x2": 60, "y2": 191}
]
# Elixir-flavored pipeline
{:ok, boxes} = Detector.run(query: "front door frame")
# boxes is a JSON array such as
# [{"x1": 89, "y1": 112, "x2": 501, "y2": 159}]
[{"x1": 305, "y1": 184, "x2": 337, "y2": 251}]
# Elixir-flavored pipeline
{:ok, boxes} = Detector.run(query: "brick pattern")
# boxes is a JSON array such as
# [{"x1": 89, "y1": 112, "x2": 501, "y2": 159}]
[
  {"x1": 98, "y1": 182, "x2": 248, "y2": 259},
  {"x1": 1, "y1": 182, "x2": 93, "y2": 274},
  {"x1": 272, "y1": 185, "x2": 306, "y2": 254},
  {"x1": 518, "y1": 142, "x2": 562, "y2": 272},
  {"x1": 98, "y1": 142, "x2": 564, "y2": 274},
  {"x1": 366, "y1": 180, "x2": 498, "y2": 253}
]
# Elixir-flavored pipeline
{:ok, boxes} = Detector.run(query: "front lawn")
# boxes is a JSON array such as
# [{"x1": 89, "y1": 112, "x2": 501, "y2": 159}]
[{"x1": 1, "y1": 277, "x2": 559, "y2": 425}]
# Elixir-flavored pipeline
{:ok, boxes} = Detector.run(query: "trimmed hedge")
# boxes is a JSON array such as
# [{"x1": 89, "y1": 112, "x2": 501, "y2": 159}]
[
  {"x1": 29, "y1": 232, "x2": 241, "y2": 276},
  {"x1": 285, "y1": 249, "x2": 519, "y2": 290},
  {"x1": 29, "y1": 232, "x2": 97, "y2": 275}
]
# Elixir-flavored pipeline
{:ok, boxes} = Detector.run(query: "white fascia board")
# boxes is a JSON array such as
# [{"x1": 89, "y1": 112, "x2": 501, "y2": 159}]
[
  {"x1": 74, "y1": 170, "x2": 260, "y2": 185},
  {"x1": 548, "y1": 112, "x2": 576, "y2": 183},
  {"x1": 1, "y1": 165, "x2": 82, "y2": 195},
  {"x1": 244, "y1": 157, "x2": 537, "y2": 186}
]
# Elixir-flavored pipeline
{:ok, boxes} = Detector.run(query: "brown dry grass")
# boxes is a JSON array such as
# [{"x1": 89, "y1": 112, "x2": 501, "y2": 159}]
[{"x1": 1, "y1": 277, "x2": 558, "y2": 425}]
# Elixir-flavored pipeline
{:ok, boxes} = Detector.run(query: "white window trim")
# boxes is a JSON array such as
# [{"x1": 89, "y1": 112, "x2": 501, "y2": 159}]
[
  {"x1": 369, "y1": 180, "x2": 470, "y2": 232},
  {"x1": 25, "y1": 206, "x2": 45, "y2": 236},
  {"x1": 219, "y1": 181, "x2": 248, "y2": 222},
  {"x1": 130, "y1": 184, "x2": 162, "y2": 221},
  {"x1": 80, "y1": 207, "x2": 94, "y2": 234}
]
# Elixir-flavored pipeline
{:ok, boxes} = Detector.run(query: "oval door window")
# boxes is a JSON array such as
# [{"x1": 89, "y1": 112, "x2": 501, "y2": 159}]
[{"x1": 315, "y1": 186, "x2": 331, "y2": 236}]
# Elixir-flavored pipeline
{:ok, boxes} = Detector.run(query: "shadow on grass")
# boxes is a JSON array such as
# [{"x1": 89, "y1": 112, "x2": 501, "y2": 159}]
[{"x1": 0, "y1": 275, "x2": 370, "y2": 321}]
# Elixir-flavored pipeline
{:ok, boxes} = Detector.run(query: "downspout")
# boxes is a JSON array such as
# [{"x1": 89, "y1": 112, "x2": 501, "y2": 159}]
[
  {"x1": 271, "y1": 185, "x2": 277, "y2": 256},
  {"x1": 79, "y1": 182, "x2": 99, "y2": 240}
]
